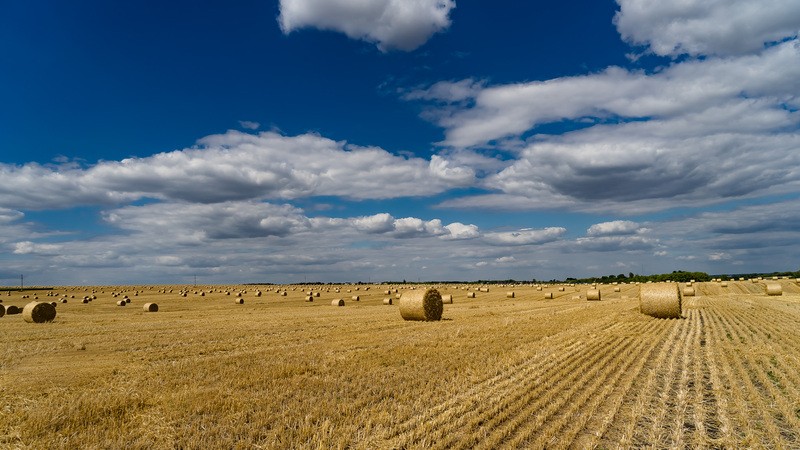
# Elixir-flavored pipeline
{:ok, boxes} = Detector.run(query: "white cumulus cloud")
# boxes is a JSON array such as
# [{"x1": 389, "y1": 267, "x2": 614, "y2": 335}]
[
  {"x1": 614, "y1": 0, "x2": 800, "y2": 57},
  {"x1": 278, "y1": 0, "x2": 456, "y2": 52}
]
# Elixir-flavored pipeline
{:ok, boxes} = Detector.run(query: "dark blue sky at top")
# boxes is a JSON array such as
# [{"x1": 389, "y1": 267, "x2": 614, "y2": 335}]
[{"x1": 1, "y1": 0, "x2": 634, "y2": 166}]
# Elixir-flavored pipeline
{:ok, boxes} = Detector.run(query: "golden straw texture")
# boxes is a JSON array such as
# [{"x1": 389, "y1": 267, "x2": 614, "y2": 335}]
[
  {"x1": 142, "y1": 303, "x2": 159, "y2": 312},
  {"x1": 22, "y1": 301, "x2": 57, "y2": 323},
  {"x1": 639, "y1": 283, "x2": 682, "y2": 319},
  {"x1": 586, "y1": 289, "x2": 601, "y2": 301},
  {"x1": 766, "y1": 283, "x2": 783, "y2": 296},
  {"x1": 399, "y1": 288, "x2": 443, "y2": 321}
]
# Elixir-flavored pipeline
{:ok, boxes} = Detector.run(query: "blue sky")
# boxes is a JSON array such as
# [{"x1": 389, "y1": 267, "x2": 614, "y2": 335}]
[{"x1": 2, "y1": 0, "x2": 800, "y2": 285}]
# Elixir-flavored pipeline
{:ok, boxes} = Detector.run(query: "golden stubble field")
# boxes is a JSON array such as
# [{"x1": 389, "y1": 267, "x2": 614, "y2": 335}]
[{"x1": 2, "y1": 281, "x2": 800, "y2": 449}]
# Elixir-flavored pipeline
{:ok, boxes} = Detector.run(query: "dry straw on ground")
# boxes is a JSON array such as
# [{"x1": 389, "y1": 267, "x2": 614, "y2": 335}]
[
  {"x1": 399, "y1": 288, "x2": 443, "y2": 321},
  {"x1": 142, "y1": 303, "x2": 159, "y2": 312},
  {"x1": 766, "y1": 283, "x2": 783, "y2": 296},
  {"x1": 22, "y1": 301, "x2": 57, "y2": 323},
  {"x1": 639, "y1": 283, "x2": 682, "y2": 319},
  {"x1": 587, "y1": 289, "x2": 601, "y2": 301}
]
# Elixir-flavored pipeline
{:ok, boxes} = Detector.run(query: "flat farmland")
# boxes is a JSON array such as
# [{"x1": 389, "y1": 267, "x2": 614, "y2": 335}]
[{"x1": 2, "y1": 281, "x2": 800, "y2": 449}]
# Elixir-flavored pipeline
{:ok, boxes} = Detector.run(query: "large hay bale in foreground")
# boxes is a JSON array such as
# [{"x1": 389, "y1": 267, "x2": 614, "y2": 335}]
[
  {"x1": 22, "y1": 301, "x2": 57, "y2": 323},
  {"x1": 0, "y1": 304, "x2": 4, "y2": 317},
  {"x1": 142, "y1": 303, "x2": 159, "y2": 312},
  {"x1": 639, "y1": 284, "x2": 682, "y2": 319},
  {"x1": 399, "y1": 288, "x2": 443, "y2": 321},
  {"x1": 586, "y1": 289, "x2": 601, "y2": 301},
  {"x1": 766, "y1": 283, "x2": 783, "y2": 296}
]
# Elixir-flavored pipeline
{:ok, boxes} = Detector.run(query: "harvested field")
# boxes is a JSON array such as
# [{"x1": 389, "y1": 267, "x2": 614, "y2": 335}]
[{"x1": 2, "y1": 281, "x2": 800, "y2": 448}]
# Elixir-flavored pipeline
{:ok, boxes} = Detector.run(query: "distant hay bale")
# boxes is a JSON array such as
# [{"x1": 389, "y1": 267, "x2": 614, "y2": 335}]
[
  {"x1": 384, "y1": 290, "x2": 392, "y2": 295},
  {"x1": 352, "y1": 295, "x2": 360, "y2": 301},
  {"x1": 281, "y1": 291, "x2": 287, "y2": 296},
  {"x1": 332, "y1": 299, "x2": 345, "y2": 306},
  {"x1": 613, "y1": 287, "x2": 621, "y2": 292},
  {"x1": 125, "y1": 298, "x2": 131, "y2": 303},
  {"x1": 60, "y1": 298, "x2": 67, "y2": 303},
  {"x1": 683, "y1": 287, "x2": 696, "y2": 297},
  {"x1": 558, "y1": 287, "x2": 565, "y2": 292},
  {"x1": 399, "y1": 288, "x2": 443, "y2": 321},
  {"x1": 467, "y1": 292, "x2": 476, "y2": 298},
  {"x1": 383, "y1": 298, "x2": 393, "y2": 305},
  {"x1": 116, "y1": 300, "x2": 126, "y2": 306},
  {"x1": 442, "y1": 294, "x2": 453, "y2": 304},
  {"x1": 766, "y1": 283, "x2": 783, "y2": 296},
  {"x1": 306, "y1": 296, "x2": 313, "y2": 302},
  {"x1": 720, "y1": 281, "x2": 728, "y2": 287},
  {"x1": 544, "y1": 292, "x2": 554, "y2": 299},
  {"x1": 82, "y1": 298, "x2": 90, "y2": 304},
  {"x1": 314, "y1": 292, "x2": 320, "y2": 297},
  {"x1": 506, "y1": 291, "x2": 515, "y2": 298},
  {"x1": 639, "y1": 283, "x2": 682, "y2": 319},
  {"x1": 586, "y1": 289, "x2": 601, "y2": 301},
  {"x1": 6, "y1": 305, "x2": 21, "y2": 314},
  {"x1": 142, "y1": 303, "x2": 159, "y2": 312},
  {"x1": 22, "y1": 301, "x2": 57, "y2": 323},
  {"x1": 235, "y1": 298, "x2": 244, "y2": 304},
  {"x1": 255, "y1": 291, "x2": 262, "y2": 297},
  {"x1": 479, "y1": 287, "x2": 489, "y2": 293}
]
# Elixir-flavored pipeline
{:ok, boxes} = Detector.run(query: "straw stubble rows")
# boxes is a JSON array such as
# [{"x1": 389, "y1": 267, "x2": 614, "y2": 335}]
[{"x1": 2, "y1": 281, "x2": 799, "y2": 448}]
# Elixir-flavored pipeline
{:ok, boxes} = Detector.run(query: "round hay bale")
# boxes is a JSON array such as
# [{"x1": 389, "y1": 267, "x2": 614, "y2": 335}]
[
  {"x1": 399, "y1": 288, "x2": 443, "y2": 321},
  {"x1": 22, "y1": 301, "x2": 57, "y2": 323},
  {"x1": 586, "y1": 289, "x2": 601, "y2": 301},
  {"x1": 383, "y1": 298, "x2": 393, "y2": 305},
  {"x1": 281, "y1": 291, "x2": 287, "y2": 296},
  {"x1": 639, "y1": 283, "x2": 682, "y2": 319},
  {"x1": 255, "y1": 291, "x2": 262, "y2": 297},
  {"x1": 352, "y1": 295, "x2": 360, "y2": 301},
  {"x1": 506, "y1": 291, "x2": 515, "y2": 298},
  {"x1": 60, "y1": 298, "x2": 67, "y2": 303},
  {"x1": 467, "y1": 292, "x2": 476, "y2": 298},
  {"x1": 331, "y1": 298, "x2": 345, "y2": 306},
  {"x1": 142, "y1": 303, "x2": 159, "y2": 312},
  {"x1": 683, "y1": 287, "x2": 695, "y2": 297},
  {"x1": 306, "y1": 296, "x2": 313, "y2": 302},
  {"x1": 0, "y1": 304, "x2": 4, "y2": 317},
  {"x1": 6, "y1": 305, "x2": 21, "y2": 314},
  {"x1": 441, "y1": 294, "x2": 453, "y2": 304},
  {"x1": 558, "y1": 287, "x2": 565, "y2": 291},
  {"x1": 235, "y1": 298, "x2": 244, "y2": 304},
  {"x1": 82, "y1": 298, "x2": 90, "y2": 304},
  {"x1": 766, "y1": 283, "x2": 783, "y2": 296},
  {"x1": 720, "y1": 281, "x2": 728, "y2": 287},
  {"x1": 544, "y1": 292, "x2": 554, "y2": 299},
  {"x1": 613, "y1": 287, "x2": 621, "y2": 292},
  {"x1": 116, "y1": 300, "x2": 126, "y2": 306}
]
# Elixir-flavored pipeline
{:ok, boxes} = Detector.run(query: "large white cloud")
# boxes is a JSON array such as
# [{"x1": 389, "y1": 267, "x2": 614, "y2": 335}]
[
  {"x1": 614, "y1": 0, "x2": 800, "y2": 57},
  {"x1": 414, "y1": 40, "x2": 800, "y2": 148},
  {"x1": 0, "y1": 131, "x2": 474, "y2": 210},
  {"x1": 278, "y1": 0, "x2": 455, "y2": 51}
]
